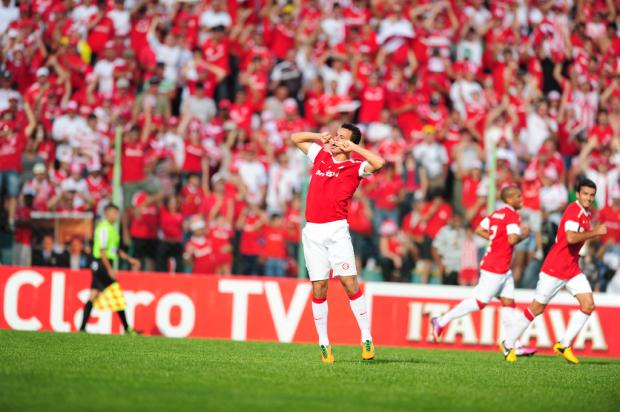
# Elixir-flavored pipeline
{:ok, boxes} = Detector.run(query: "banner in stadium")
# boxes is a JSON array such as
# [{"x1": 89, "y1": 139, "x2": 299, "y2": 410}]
[{"x1": 1, "y1": 266, "x2": 619, "y2": 358}]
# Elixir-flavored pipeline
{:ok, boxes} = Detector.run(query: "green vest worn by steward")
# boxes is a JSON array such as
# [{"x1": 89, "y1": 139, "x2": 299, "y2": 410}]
[{"x1": 93, "y1": 219, "x2": 120, "y2": 261}]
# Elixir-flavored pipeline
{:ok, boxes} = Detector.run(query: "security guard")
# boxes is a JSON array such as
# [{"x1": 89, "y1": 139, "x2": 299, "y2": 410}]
[{"x1": 80, "y1": 204, "x2": 140, "y2": 334}]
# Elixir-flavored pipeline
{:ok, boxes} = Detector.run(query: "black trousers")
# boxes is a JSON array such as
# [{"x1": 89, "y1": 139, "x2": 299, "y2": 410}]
[{"x1": 155, "y1": 241, "x2": 184, "y2": 273}]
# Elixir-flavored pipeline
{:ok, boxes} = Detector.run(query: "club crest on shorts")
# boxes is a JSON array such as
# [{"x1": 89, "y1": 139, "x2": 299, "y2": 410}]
[{"x1": 342, "y1": 263, "x2": 349, "y2": 270}]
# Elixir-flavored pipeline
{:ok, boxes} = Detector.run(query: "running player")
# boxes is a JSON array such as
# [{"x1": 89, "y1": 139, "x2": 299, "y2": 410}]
[
  {"x1": 431, "y1": 187, "x2": 536, "y2": 356},
  {"x1": 291, "y1": 124, "x2": 385, "y2": 363},
  {"x1": 502, "y1": 179, "x2": 606, "y2": 363}
]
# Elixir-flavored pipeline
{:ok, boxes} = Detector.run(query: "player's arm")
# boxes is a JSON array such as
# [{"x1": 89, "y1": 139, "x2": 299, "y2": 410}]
[
  {"x1": 333, "y1": 140, "x2": 385, "y2": 174},
  {"x1": 507, "y1": 224, "x2": 530, "y2": 245},
  {"x1": 566, "y1": 224, "x2": 608, "y2": 244},
  {"x1": 475, "y1": 217, "x2": 490, "y2": 240},
  {"x1": 290, "y1": 131, "x2": 331, "y2": 155}
]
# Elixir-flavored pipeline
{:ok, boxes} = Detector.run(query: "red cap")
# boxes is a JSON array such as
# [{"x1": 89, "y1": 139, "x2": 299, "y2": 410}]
[
  {"x1": 168, "y1": 116, "x2": 179, "y2": 127},
  {"x1": 66, "y1": 101, "x2": 78, "y2": 112}
]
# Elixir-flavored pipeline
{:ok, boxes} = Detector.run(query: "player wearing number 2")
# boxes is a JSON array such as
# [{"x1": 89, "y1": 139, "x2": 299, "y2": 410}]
[
  {"x1": 431, "y1": 187, "x2": 536, "y2": 356},
  {"x1": 291, "y1": 124, "x2": 385, "y2": 363},
  {"x1": 502, "y1": 179, "x2": 607, "y2": 363}
]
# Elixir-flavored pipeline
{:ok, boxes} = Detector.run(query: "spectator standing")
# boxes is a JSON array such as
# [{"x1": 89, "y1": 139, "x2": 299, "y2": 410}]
[
  {"x1": 183, "y1": 218, "x2": 215, "y2": 275},
  {"x1": 432, "y1": 214, "x2": 466, "y2": 285},
  {"x1": 261, "y1": 214, "x2": 289, "y2": 277},
  {"x1": 0, "y1": 119, "x2": 28, "y2": 230},
  {"x1": 156, "y1": 196, "x2": 184, "y2": 273},
  {"x1": 237, "y1": 202, "x2": 266, "y2": 275},
  {"x1": 412, "y1": 126, "x2": 449, "y2": 191},
  {"x1": 348, "y1": 191, "x2": 374, "y2": 274},
  {"x1": 127, "y1": 191, "x2": 159, "y2": 272},
  {"x1": 378, "y1": 220, "x2": 412, "y2": 282}
]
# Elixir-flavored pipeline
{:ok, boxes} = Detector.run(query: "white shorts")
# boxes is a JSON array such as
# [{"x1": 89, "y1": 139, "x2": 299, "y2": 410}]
[
  {"x1": 473, "y1": 270, "x2": 515, "y2": 304},
  {"x1": 302, "y1": 220, "x2": 357, "y2": 281},
  {"x1": 534, "y1": 272, "x2": 592, "y2": 304}
]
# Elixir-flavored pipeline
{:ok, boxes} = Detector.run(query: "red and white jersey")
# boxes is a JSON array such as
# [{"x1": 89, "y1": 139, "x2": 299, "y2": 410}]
[
  {"x1": 541, "y1": 201, "x2": 592, "y2": 280},
  {"x1": 479, "y1": 206, "x2": 522, "y2": 274},
  {"x1": 185, "y1": 236, "x2": 215, "y2": 275},
  {"x1": 305, "y1": 143, "x2": 370, "y2": 224}
]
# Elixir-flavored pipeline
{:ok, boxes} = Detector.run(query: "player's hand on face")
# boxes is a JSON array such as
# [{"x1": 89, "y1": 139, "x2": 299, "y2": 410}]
[
  {"x1": 334, "y1": 139, "x2": 354, "y2": 153},
  {"x1": 318, "y1": 132, "x2": 332, "y2": 145}
]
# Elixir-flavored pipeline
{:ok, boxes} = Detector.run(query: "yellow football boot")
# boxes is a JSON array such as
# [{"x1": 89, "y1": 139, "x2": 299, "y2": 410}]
[
  {"x1": 501, "y1": 341, "x2": 517, "y2": 363},
  {"x1": 362, "y1": 340, "x2": 375, "y2": 361},
  {"x1": 320, "y1": 345, "x2": 334, "y2": 364},
  {"x1": 553, "y1": 343, "x2": 579, "y2": 364}
]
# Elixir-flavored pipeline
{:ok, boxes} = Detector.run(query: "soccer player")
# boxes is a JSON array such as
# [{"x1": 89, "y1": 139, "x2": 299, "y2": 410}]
[
  {"x1": 291, "y1": 124, "x2": 385, "y2": 363},
  {"x1": 502, "y1": 179, "x2": 607, "y2": 363},
  {"x1": 431, "y1": 187, "x2": 536, "y2": 356},
  {"x1": 80, "y1": 204, "x2": 140, "y2": 334}
]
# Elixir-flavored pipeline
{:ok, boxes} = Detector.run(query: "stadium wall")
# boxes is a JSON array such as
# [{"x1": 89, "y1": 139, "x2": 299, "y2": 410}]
[{"x1": 1, "y1": 266, "x2": 619, "y2": 358}]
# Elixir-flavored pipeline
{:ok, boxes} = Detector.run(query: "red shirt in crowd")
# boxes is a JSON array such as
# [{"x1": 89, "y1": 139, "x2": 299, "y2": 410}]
[
  {"x1": 358, "y1": 86, "x2": 385, "y2": 123},
  {"x1": 129, "y1": 192, "x2": 158, "y2": 240},
  {"x1": 598, "y1": 204, "x2": 620, "y2": 244},
  {"x1": 185, "y1": 236, "x2": 215, "y2": 274},
  {"x1": 240, "y1": 213, "x2": 263, "y2": 256},
  {"x1": 159, "y1": 206, "x2": 184, "y2": 243},
  {"x1": 182, "y1": 141, "x2": 205, "y2": 173},
  {"x1": 87, "y1": 14, "x2": 115, "y2": 54},
  {"x1": 285, "y1": 206, "x2": 302, "y2": 243},
  {"x1": 209, "y1": 222, "x2": 234, "y2": 266},
  {"x1": 180, "y1": 183, "x2": 203, "y2": 217},
  {"x1": 373, "y1": 176, "x2": 404, "y2": 210},
  {"x1": 422, "y1": 201, "x2": 453, "y2": 239},
  {"x1": 348, "y1": 199, "x2": 372, "y2": 236},
  {"x1": 0, "y1": 128, "x2": 26, "y2": 172},
  {"x1": 521, "y1": 178, "x2": 542, "y2": 211},
  {"x1": 121, "y1": 141, "x2": 147, "y2": 183},
  {"x1": 262, "y1": 225, "x2": 288, "y2": 259}
]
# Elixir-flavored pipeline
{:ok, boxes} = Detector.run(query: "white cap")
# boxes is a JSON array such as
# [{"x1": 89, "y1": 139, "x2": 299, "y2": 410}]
[
  {"x1": 36, "y1": 67, "x2": 50, "y2": 77},
  {"x1": 33, "y1": 163, "x2": 46, "y2": 174},
  {"x1": 57, "y1": 146, "x2": 72, "y2": 163},
  {"x1": 470, "y1": 159, "x2": 483, "y2": 170},
  {"x1": 190, "y1": 219, "x2": 206, "y2": 232},
  {"x1": 543, "y1": 167, "x2": 558, "y2": 181},
  {"x1": 379, "y1": 220, "x2": 399, "y2": 236},
  {"x1": 61, "y1": 179, "x2": 78, "y2": 192}
]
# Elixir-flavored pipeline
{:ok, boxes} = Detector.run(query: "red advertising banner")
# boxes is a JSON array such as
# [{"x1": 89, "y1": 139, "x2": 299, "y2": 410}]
[{"x1": 1, "y1": 266, "x2": 619, "y2": 357}]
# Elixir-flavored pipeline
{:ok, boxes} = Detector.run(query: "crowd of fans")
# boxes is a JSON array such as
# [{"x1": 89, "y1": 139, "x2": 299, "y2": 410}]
[{"x1": 1, "y1": 0, "x2": 620, "y2": 292}]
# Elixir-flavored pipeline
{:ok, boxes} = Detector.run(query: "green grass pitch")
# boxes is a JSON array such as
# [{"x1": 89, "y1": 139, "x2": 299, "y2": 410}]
[{"x1": 0, "y1": 330, "x2": 619, "y2": 412}]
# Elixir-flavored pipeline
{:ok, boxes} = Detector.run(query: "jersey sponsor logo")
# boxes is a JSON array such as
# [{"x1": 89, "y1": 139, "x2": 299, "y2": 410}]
[
  {"x1": 491, "y1": 213, "x2": 506, "y2": 219},
  {"x1": 315, "y1": 169, "x2": 340, "y2": 178}
]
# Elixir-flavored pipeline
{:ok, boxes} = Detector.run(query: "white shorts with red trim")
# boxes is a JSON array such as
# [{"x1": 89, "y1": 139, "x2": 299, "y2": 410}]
[
  {"x1": 473, "y1": 269, "x2": 515, "y2": 304},
  {"x1": 302, "y1": 220, "x2": 357, "y2": 281},
  {"x1": 534, "y1": 272, "x2": 592, "y2": 304}
]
